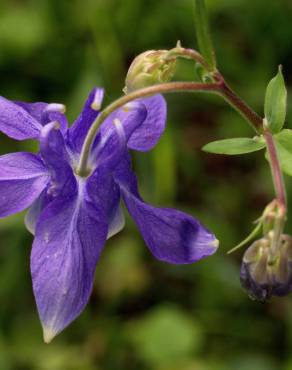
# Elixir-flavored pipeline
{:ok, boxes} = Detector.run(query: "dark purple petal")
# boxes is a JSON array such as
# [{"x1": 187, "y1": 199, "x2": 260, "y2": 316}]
[
  {"x1": 115, "y1": 158, "x2": 218, "y2": 264},
  {"x1": 87, "y1": 165, "x2": 123, "y2": 238},
  {"x1": 68, "y1": 88, "x2": 104, "y2": 153},
  {"x1": 0, "y1": 152, "x2": 49, "y2": 217},
  {"x1": 0, "y1": 96, "x2": 42, "y2": 140},
  {"x1": 91, "y1": 101, "x2": 147, "y2": 169},
  {"x1": 40, "y1": 122, "x2": 75, "y2": 196},
  {"x1": 86, "y1": 166, "x2": 121, "y2": 220},
  {"x1": 127, "y1": 94, "x2": 167, "y2": 151},
  {"x1": 31, "y1": 181, "x2": 108, "y2": 342}
]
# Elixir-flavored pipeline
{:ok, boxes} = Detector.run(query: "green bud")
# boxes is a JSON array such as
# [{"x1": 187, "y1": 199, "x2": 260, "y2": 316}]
[
  {"x1": 124, "y1": 50, "x2": 177, "y2": 94},
  {"x1": 240, "y1": 234, "x2": 292, "y2": 301}
]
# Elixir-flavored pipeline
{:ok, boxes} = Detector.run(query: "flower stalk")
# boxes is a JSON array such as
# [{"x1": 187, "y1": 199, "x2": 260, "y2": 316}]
[{"x1": 77, "y1": 76, "x2": 262, "y2": 175}]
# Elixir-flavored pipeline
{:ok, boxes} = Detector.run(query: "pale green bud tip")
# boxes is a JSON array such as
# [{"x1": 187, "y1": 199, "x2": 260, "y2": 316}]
[{"x1": 124, "y1": 50, "x2": 176, "y2": 94}]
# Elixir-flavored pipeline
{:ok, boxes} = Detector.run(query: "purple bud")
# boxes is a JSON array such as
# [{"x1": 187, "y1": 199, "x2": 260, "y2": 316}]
[{"x1": 240, "y1": 234, "x2": 292, "y2": 301}]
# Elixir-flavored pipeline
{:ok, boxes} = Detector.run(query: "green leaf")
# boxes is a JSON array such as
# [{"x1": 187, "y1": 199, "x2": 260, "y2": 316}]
[
  {"x1": 273, "y1": 129, "x2": 292, "y2": 176},
  {"x1": 202, "y1": 137, "x2": 265, "y2": 155},
  {"x1": 194, "y1": 0, "x2": 216, "y2": 70},
  {"x1": 264, "y1": 66, "x2": 287, "y2": 133}
]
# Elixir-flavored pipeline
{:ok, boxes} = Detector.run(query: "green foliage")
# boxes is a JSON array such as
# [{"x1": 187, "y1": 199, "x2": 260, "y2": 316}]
[
  {"x1": 194, "y1": 0, "x2": 216, "y2": 70},
  {"x1": 127, "y1": 305, "x2": 202, "y2": 367},
  {"x1": 264, "y1": 66, "x2": 287, "y2": 133},
  {"x1": 273, "y1": 129, "x2": 292, "y2": 176},
  {"x1": 202, "y1": 137, "x2": 265, "y2": 155}
]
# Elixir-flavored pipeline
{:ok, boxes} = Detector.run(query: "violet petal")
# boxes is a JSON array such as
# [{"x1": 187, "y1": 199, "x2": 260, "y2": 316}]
[
  {"x1": 40, "y1": 122, "x2": 75, "y2": 196},
  {"x1": 68, "y1": 88, "x2": 104, "y2": 153},
  {"x1": 14, "y1": 101, "x2": 68, "y2": 133},
  {"x1": 115, "y1": 157, "x2": 218, "y2": 264},
  {"x1": 0, "y1": 96, "x2": 42, "y2": 140},
  {"x1": 31, "y1": 182, "x2": 108, "y2": 342},
  {"x1": 91, "y1": 101, "x2": 147, "y2": 169},
  {"x1": 127, "y1": 94, "x2": 166, "y2": 151},
  {"x1": 0, "y1": 152, "x2": 49, "y2": 217}
]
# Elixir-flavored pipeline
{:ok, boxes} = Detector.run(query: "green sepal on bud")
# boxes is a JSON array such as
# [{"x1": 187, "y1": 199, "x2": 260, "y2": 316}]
[
  {"x1": 240, "y1": 234, "x2": 292, "y2": 301},
  {"x1": 124, "y1": 50, "x2": 177, "y2": 94}
]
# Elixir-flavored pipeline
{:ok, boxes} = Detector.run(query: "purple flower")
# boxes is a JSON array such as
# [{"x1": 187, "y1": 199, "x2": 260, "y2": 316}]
[{"x1": 0, "y1": 89, "x2": 218, "y2": 342}]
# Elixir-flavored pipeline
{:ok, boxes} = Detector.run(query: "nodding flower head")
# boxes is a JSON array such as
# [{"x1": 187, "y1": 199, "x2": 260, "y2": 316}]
[
  {"x1": 124, "y1": 50, "x2": 176, "y2": 94},
  {"x1": 0, "y1": 87, "x2": 218, "y2": 342},
  {"x1": 240, "y1": 233, "x2": 292, "y2": 301}
]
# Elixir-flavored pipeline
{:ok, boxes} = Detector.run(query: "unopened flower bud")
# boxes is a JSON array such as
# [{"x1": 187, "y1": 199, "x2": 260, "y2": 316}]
[
  {"x1": 240, "y1": 234, "x2": 292, "y2": 301},
  {"x1": 124, "y1": 50, "x2": 176, "y2": 94}
]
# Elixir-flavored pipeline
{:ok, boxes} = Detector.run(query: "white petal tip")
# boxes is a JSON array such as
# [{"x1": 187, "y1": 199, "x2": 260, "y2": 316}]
[
  {"x1": 212, "y1": 238, "x2": 220, "y2": 249},
  {"x1": 46, "y1": 103, "x2": 66, "y2": 114},
  {"x1": 43, "y1": 327, "x2": 57, "y2": 344},
  {"x1": 90, "y1": 102, "x2": 101, "y2": 111}
]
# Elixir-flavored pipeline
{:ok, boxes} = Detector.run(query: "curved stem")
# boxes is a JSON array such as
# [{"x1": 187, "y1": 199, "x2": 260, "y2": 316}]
[
  {"x1": 219, "y1": 81, "x2": 263, "y2": 132},
  {"x1": 76, "y1": 82, "x2": 220, "y2": 175},
  {"x1": 76, "y1": 80, "x2": 262, "y2": 175}
]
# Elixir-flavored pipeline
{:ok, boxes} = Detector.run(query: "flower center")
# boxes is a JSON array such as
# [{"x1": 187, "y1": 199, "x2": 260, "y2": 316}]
[{"x1": 74, "y1": 165, "x2": 92, "y2": 178}]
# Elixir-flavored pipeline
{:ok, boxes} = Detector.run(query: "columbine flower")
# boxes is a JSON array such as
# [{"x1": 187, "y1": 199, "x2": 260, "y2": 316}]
[{"x1": 0, "y1": 88, "x2": 218, "y2": 342}]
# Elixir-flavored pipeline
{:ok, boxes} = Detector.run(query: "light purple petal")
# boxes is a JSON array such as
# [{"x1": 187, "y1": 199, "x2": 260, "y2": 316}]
[
  {"x1": 115, "y1": 158, "x2": 218, "y2": 264},
  {"x1": 68, "y1": 88, "x2": 104, "y2": 153},
  {"x1": 0, "y1": 152, "x2": 49, "y2": 217},
  {"x1": 0, "y1": 96, "x2": 42, "y2": 140},
  {"x1": 31, "y1": 181, "x2": 108, "y2": 342},
  {"x1": 15, "y1": 102, "x2": 68, "y2": 133},
  {"x1": 127, "y1": 94, "x2": 167, "y2": 151}
]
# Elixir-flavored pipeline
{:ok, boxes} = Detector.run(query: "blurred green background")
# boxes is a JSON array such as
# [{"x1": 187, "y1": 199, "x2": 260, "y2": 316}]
[{"x1": 0, "y1": 0, "x2": 292, "y2": 369}]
